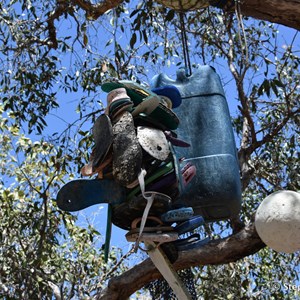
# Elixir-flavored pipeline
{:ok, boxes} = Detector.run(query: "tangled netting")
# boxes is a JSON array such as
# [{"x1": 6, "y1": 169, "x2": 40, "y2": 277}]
[{"x1": 146, "y1": 268, "x2": 197, "y2": 300}]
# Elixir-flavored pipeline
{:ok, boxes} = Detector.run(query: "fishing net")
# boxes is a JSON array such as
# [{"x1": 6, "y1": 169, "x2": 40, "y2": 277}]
[{"x1": 146, "y1": 268, "x2": 197, "y2": 300}]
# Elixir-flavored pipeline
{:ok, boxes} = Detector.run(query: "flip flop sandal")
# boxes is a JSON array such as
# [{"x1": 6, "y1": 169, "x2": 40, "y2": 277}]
[
  {"x1": 146, "y1": 173, "x2": 179, "y2": 200},
  {"x1": 105, "y1": 89, "x2": 131, "y2": 115},
  {"x1": 111, "y1": 192, "x2": 172, "y2": 229},
  {"x1": 96, "y1": 154, "x2": 114, "y2": 179},
  {"x1": 81, "y1": 162, "x2": 95, "y2": 177},
  {"x1": 126, "y1": 161, "x2": 174, "y2": 200},
  {"x1": 92, "y1": 114, "x2": 114, "y2": 170},
  {"x1": 112, "y1": 111, "x2": 142, "y2": 186},
  {"x1": 128, "y1": 211, "x2": 177, "y2": 248},
  {"x1": 181, "y1": 163, "x2": 197, "y2": 187},
  {"x1": 102, "y1": 80, "x2": 180, "y2": 130},
  {"x1": 181, "y1": 162, "x2": 192, "y2": 173},
  {"x1": 169, "y1": 145, "x2": 184, "y2": 195},
  {"x1": 95, "y1": 154, "x2": 113, "y2": 178},
  {"x1": 109, "y1": 98, "x2": 132, "y2": 113},
  {"x1": 130, "y1": 217, "x2": 175, "y2": 243},
  {"x1": 102, "y1": 79, "x2": 154, "y2": 105},
  {"x1": 176, "y1": 237, "x2": 210, "y2": 251},
  {"x1": 81, "y1": 148, "x2": 96, "y2": 176},
  {"x1": 141, "y1": 152, "x2": 164, "y2": 168},
  {"x1": 173, "y1": 233, "x2": 200, "y2": 247},
  {"x1": 137, "y1": 126, "x2": 170, "y2": 161},
  {"x1": 164, "y1": 131, "x2": 190, "y2": 147},
  {"x1": 129, "y1": 214, "x2": 178, "y2": 263},
  {"x1": 174, "y1": 216, "x2": 205, "y2": 235},
  {"x1": 110, "y1": 102, "x2": 134, "y2": 122},
  {"x1": 126, "y1": 231, "x2": 178, "y2": 244},
  {"x1": 128, "y1": 226, "x2": 174, "y2": 234},
  {"x1": 134, "y1": 113, "x2": 169, "y2": 131},
  {"x1": 128, "y1": 191, "x2": 172, "y2": 212},
  {"x1": 158, "y1": 95, "x2": 173, "y2": 109},
  {"x1": 146, "y1": 172, "x2": 177, "y2": 192},
  {"x1": 152, "y1": 85, "x2": 182, "y2": 108},
  {"x1": 143, "y1": 154, "x2": 173, "y2": 173},
  {"x1": 160, "y1": 207, "x2": 194, "y2": 223},
  {"x1": 131, "y1": 216, "x2": 163, "y2": 228},
  {"x1": 81, "y1": 152, "x2": 113, "y2": 178},
  {"x1": 131, "y1": 95, "x2": 160, "y2": 117},
  {"x1": 148, "y1": 102, "x2": 179, "y2": 130},
  {"x1": 106, "y1": 87, "x2": 131, "y2": 110}
]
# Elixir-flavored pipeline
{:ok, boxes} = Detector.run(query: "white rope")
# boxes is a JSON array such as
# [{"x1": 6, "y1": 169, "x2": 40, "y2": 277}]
[{"x1": 134, "y1": 169, "x2": 155, "y2": 251}]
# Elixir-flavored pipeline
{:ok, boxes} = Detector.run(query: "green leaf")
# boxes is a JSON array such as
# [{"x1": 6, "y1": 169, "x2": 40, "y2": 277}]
[
  {"x1": 130, "y1": 32, "x2": 137, "y2": 49},
  {"x1": 165, "y1": 9, "x2": 175, "y2": 21}
]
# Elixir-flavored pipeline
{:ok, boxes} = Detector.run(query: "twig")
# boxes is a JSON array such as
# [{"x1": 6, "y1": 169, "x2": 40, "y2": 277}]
[{"x1": 99, "y1": 245, "x2": 135, "y2": 283}]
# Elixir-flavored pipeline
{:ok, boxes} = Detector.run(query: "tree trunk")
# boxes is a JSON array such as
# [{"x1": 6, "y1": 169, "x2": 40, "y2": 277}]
[
  {"x1": 96, "y1": 222, "x2": 265, "y2": 299},
  {"x1": 228, "y1": 0, "x2": 300, "y2": 30}
]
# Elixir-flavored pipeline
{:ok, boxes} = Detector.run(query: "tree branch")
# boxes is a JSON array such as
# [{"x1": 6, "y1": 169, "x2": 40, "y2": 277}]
[
  {"x1": 247, "y1": 107, "x2": 300, "y2": 153},
  {"x1": 47, "y1": 1, "x2": 74, "y2": 49},
  {"x1": 96, "y1": 222, "x2": 265, "y2": 299},
  {"x1": 72, "y1": 0, "x2": 125, "y2": 19},
  {"x1": 70, "y1": 0, "x2": 300, "y2": 31},
  {"x1": 226, "y1": 0, "x2": 300, "y2": 31}
]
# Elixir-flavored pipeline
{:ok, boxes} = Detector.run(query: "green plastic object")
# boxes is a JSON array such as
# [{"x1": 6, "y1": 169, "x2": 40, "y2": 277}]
[{"x1": 101, "y1": 80, "x2": 179, "y2": 130}]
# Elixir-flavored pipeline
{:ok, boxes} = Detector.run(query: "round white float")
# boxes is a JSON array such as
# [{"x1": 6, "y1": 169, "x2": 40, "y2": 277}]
[{"x1": 255, "y1": 190, "x2": 300, "y2": 253}]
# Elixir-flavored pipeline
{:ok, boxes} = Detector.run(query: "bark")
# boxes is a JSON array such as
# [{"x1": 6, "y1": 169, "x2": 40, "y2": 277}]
[
  {"x1": 72, "y1": 0, "x2": 300, "y2": 30},
  {"x1": 72, "y1": 0, "x2": 124, "y2": 19},
  {"x1": 226, "y1": 0, "x2": 300, "y2": 30},
  {"x1": 96, "y1": 222, "x2": 265, "y2": 299}
]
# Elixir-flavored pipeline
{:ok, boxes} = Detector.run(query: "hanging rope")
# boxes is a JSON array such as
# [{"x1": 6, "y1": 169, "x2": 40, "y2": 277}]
[{"x1": 179, "y1": 12, "x2": 192, "y2": 77}]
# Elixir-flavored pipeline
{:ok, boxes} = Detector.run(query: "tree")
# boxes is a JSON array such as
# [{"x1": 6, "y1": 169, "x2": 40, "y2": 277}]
[
  {"x1": 48, "y1": 0, "x2": 300, "y2": 30},
  {"x1": 0, "y1": 106, "x2": 132, "y2": 299},
  {"x1": 218, "y1": 0, "x2": 300, "y2": 30},
  {"x1": 0, "y1": 1, "x2": 299, "y2": 299}
]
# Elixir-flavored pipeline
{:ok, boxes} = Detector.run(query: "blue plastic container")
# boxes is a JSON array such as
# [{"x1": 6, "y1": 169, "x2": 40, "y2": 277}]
[{"x1": 151, "y1": 66, "x2": 241, "y2": 221}]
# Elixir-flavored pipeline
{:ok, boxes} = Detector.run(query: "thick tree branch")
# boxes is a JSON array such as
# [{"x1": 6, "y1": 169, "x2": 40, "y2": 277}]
[
  {"x1": 226, "y1": 0, "x2": 300, "y2": 31},
  {"x1": 67, "y1": 0, "x2": 300, "y2": 31},
  {"x1": 96, "y1": 222, "x2": 265, "y2": 299}
]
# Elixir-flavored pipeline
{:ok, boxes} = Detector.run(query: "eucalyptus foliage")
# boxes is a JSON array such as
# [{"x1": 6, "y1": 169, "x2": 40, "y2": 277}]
[
  {"x1": 0, "y1": 0, "x2": 299, "y2": 299},
  {"x1": 0, "y1": 104, "x2": 129, "y2": 299}
]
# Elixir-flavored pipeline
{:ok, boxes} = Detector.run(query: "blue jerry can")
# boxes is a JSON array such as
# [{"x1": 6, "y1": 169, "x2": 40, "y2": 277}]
[{"x1": 151, "y1": 66, "x2": 242, "y2": 221}]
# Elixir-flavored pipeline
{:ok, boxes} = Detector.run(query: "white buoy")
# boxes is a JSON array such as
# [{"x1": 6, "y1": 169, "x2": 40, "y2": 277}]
[{"x1": 255, "y1": 190, "x2": 300, "y2": 253}]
